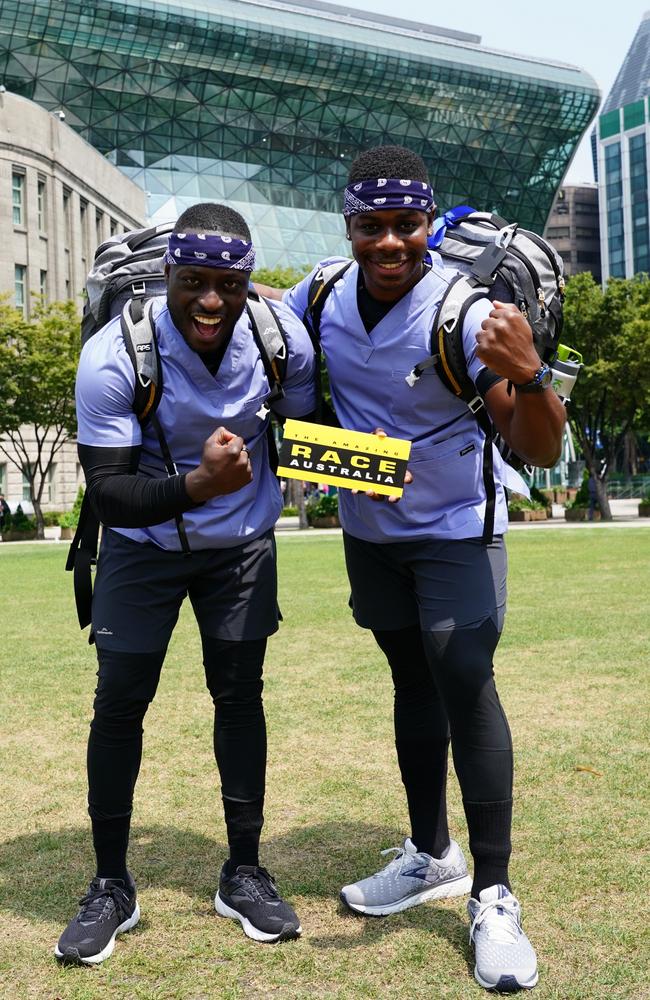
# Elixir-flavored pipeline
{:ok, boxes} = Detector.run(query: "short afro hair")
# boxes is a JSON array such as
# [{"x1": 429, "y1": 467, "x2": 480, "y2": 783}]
[
  {"x1": 348, "y1": 146, "x2": 429, "y2": 185},
  {"x1": 174, "y1": 202, "x2": 251, "y2": 242}
]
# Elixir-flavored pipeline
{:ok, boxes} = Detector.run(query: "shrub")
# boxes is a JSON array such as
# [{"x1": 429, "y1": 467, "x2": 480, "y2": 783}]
[
  {"x1": 306, "y1": 492, "x2": 339, "y2": 522},
  {"x1": 530, "y1": 485, "x2": 552, "y2": 509},
  {"x1": 6, "y1": 504, "x2": 37, "y2": 533},
  {"x1": 280, "y1": 505, "x2": 298, "y2": 517},
  {"x1": 42, "y1": 510, "x2": 64, "y2": 526},
  {"x1": 58, "y1": 485, "x2": 85, "y2": 529},
  {"x1": 565, "y1": 471, "x2": 590, "y2": 510},
  {"x1": 507, "y1": 493, "x2": 546, "y2": 512}
]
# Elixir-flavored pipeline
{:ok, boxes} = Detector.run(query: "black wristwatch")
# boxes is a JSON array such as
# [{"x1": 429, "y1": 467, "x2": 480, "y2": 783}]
[{"x1": 514, "y1": 363, "x2": 553, "y2": 393}]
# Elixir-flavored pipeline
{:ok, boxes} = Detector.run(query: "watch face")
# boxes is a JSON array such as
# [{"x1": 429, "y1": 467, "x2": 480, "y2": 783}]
[{"x1": 539, "y1": 365, "x2": 553, "y2": 388}]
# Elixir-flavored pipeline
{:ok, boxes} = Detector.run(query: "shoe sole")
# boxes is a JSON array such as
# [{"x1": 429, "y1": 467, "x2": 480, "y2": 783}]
[
  {"x1": 340, "y1": 873, "x2": 473, "y2": 916},
  {"x1": 214, "y1": 892, "x2": 301, "y2": 943},
  {"x1": 54, "y1": 902, "x2": 141, "y2": 965},
  {"x1": 474, "y1": 966, "x2": 539, "y2": 992}
]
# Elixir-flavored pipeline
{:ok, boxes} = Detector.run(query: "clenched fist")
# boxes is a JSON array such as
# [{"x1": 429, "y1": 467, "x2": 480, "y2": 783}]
[{"x1": 185, "y1": 427, "x2": 252, "y2": 502}]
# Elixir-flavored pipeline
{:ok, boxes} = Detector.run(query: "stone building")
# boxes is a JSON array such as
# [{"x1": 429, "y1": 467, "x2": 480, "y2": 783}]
[{"x1": 0, "y1": 90, "x2": 146, "y2": 513}]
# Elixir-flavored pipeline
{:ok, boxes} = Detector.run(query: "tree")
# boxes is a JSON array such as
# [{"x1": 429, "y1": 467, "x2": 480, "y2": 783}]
[
  {"x1": 252, "y1": 265, "x2": 310, "y2": 289},
  {"x1": 562, "y1": 272, "x2": 650, "y2": 519},
  {"x1": 0, "y1": 297, "x2": 80, "y2": 538}
]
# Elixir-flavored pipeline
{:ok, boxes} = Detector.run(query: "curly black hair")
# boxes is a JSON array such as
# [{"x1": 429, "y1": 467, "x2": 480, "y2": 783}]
[
  {"x1": 174, "y1": 202, "x2": 251, "y2": 241},
  {"x1": 348, "y1": 146, "x2": 429, "y2": 185}
]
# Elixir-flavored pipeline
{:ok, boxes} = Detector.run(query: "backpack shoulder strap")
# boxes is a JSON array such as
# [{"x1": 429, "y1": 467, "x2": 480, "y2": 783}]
[
  {"x1": 246, "y1": 290, "x2": 288, "y2": 405},
  {"x1": 120, "y1": 298, "x2": 163, "y2": 423},
  {"x1": 405, "y1": 273, "x2": 487, "y2": 412},
  {"x1": 305, "y1": 260, "x2": 352, "y2": 345}
]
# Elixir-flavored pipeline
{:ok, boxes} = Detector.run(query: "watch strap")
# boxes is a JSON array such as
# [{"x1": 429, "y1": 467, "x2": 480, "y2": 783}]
[{"x1": 514, "y1": 363, "x2": 552, "y2": 393}]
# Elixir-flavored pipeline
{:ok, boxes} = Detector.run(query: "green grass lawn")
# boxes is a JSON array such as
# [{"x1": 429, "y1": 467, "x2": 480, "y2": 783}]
[{"x1": 1, "y1": 530, "x2": 648, "y2": 999}]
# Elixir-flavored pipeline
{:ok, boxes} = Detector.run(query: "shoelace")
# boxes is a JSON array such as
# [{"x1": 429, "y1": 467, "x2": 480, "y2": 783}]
[
  {"x1": 470, "y1": 896, "x2": 521, "y2": 946},
  {"x1": 238, "y1": 867, "x2": 279, "y2": 902},
  {"x1": 371, "y1": 845, "x2": 411, "y2": 879},
  {"x1": 77, "y1": 881, "x2": 129, "y2": 925}
]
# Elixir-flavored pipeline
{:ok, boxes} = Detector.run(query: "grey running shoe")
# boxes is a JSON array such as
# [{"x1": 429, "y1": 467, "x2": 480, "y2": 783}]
[
  {"x1": 54, "y1": 875, "x2": 140, "y2": 965},
  {"x1": 468, "y1": 884, "x2": 538, "y2": 992},
  {"x1": 340, "y1": 837, "x2": 472, "y2": 916},
  {"x1": 215, "y1": 864, "x2": 302, "y2": 943}
]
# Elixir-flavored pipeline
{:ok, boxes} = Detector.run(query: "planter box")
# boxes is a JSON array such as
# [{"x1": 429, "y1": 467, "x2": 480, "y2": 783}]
[
  {"x1": 553, "y1": 488, "x2": 568, "y2": 504},
  {"x1": 564, "y1": 508, "x2": 600, "y2": 522},
  {"x1": 508, "y1": 509, "x2": 547, "y2": 522},
  {"x1": 59, "y1": 525, "x2": 74, "y2": 540},
  {"x1": 309, "y1": 516, "x2": 340, "y2": 528},
  {"x1": 2, "y1": 530, "x2": 38, "y2": 541},
  {"x1": 638, "y1": 503, "x2": 650, "y2": 517}
]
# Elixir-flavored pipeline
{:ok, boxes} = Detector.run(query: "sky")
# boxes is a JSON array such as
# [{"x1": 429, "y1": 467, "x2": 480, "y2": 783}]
[{"x1": 323, "y1": 0, "x2": 648, "y2": 185}]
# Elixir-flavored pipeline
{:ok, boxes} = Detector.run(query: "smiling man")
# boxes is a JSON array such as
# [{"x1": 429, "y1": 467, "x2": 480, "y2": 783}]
[
  {"x1": 270, "y1": 145, "x2": 566, "y2": 993},
  {"x1": 55, "y1": 204, "x2": 316, "y2": 965}
]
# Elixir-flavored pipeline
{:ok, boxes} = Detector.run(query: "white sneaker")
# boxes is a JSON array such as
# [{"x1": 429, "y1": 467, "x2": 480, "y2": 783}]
[
  {"x1": 468, "y1": 884, "x2": 538, "y2": 992},
  {"x1": 340, "y1": 838, "x2": 472, "y2": 916}
]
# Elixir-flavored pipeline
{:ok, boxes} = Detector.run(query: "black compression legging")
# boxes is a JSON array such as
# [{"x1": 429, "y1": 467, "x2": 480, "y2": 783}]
[
  {"x1": 372, "y1": 619, "x2": 513, "y2": 894},
  {"x1": 87, "y1": 636, "x2": 267, "y2": 875}
]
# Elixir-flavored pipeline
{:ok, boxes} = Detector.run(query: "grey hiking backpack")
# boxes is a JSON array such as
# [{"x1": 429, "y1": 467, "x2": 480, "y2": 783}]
[
  {"x1": 305, "y1": 206, "x2": 574, "y2": 542},
  {"x1": 68, "y1": 224, "x2": 290, "y2": 634}
]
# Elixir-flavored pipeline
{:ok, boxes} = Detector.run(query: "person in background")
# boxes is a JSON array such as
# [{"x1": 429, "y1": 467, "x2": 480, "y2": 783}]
[{"x1": 0, "y1": 494, "x2": 10, "y2": 531}]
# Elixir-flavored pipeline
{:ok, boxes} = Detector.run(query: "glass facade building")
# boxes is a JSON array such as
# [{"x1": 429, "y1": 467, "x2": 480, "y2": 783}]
[
  {"x1": 0, "y1": 0, "x2": 599, "y2": 267},
  {"x1": 596, "y1": 12, "x2": 650, "y2": 282}
]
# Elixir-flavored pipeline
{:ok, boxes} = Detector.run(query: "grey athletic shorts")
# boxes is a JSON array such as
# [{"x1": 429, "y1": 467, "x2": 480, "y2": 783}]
[
  {"x1": 91, "y1": 528, "x2": 279, "y2": 652},
  {"x1": 343, "y1": 532, "x2": 507, "y2": 633}
]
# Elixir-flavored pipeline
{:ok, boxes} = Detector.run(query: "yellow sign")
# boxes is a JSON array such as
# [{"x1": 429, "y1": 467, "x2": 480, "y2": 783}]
[{"x1": 277, "y1": 420, "x2": 411, "y2": 497}]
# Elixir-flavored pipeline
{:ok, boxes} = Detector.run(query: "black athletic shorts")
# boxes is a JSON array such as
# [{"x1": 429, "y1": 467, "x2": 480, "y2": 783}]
[
  {"x1": 343, "y1": 531, "x2": 507, "y2": 633},
  {"x1": 91, "y1": 528, "x2": 280, "y2": 652}
]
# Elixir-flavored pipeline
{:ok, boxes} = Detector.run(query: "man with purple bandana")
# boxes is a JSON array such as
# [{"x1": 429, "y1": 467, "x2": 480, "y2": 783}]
[
  {"x1": 55, "y1": 203, "x2": 315, "y2": 965},
  {"x1": 263, "y1": 146, "x2": 566, "y2": 992}
]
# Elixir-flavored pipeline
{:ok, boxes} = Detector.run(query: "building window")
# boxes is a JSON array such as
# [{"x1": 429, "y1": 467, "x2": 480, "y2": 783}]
[
  {"x1": 40, "y1": 270, "x2": 48, "y2": 298},
  {"x1": 0, "y1": 463, "x2": 6, "y2": 496},
  {"x1": 64, "y1": 248, "x2": 72, "y2": 300},
  {"x1": 15, "y1": 265, "x2": 27, "y2": 312},
  {"x1": 605, "y1": 142, "x2": 625, "y2": 278},
  {"x1": 37, "y1": 178, "x2": 47, "y2": 231},
  {"x1": 12, "y1": 171, "x2": 25, "y2": 226},
  {"x1": 22, "y1": 466, "x2": 32, "y2": 501},
  {"x1": 63, "y1": 188, "x2": 72, "y2": 247},
  {"x1": 47, "y1": 464, "x2": 56, "y2": 503},
  {"x1": 110, "y1": 217, "x2": 118, "y2": 236},
  {"x1": 629, "y1": 133, "x2": 649, "y2": 275},
  {"x1": 96, "y1": 210, "x2": 103, "y2": 247}
]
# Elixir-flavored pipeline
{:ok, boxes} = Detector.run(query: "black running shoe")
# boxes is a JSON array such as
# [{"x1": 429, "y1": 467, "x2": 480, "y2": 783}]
[
  {"x1": 54, "y1": 875, "x2": 140, "y2": 965},
  {"x1": 215, "y1": 864, "x2": 301, "y2": 942}
]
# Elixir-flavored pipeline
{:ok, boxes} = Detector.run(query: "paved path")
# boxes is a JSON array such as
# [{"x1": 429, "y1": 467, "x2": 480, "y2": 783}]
[
  {"x1": 276, "y1": 499, "x2": 650, "y2": 536},
  {"x1": 2, "y1": 500, "x2": 647, "y2": 549}
]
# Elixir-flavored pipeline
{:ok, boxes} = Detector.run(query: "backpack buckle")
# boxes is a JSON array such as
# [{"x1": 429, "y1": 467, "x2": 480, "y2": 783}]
[
  {"x1": 467, "y1": 394, "x2": 484, "y2": 414},
  {"x1": 495, "y1": 223, "x2": 518, "y2": 249},
  {"x1": 131, "y1": 281, "x2": 147, "y2": 298}
]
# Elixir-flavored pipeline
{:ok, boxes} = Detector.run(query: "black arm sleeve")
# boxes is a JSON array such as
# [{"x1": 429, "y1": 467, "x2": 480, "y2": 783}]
[{"x1": 78, "y1": 443, "x2": 198, "y2": 527}]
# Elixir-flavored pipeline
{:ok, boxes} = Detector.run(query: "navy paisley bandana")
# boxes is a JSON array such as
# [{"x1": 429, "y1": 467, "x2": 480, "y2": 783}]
[
  {"x1": 343, "y1": 178, "x2": 435, "y2": 216},
  {"x1": 165, "y1": 232, "x2": 256, "y2": 271}
]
